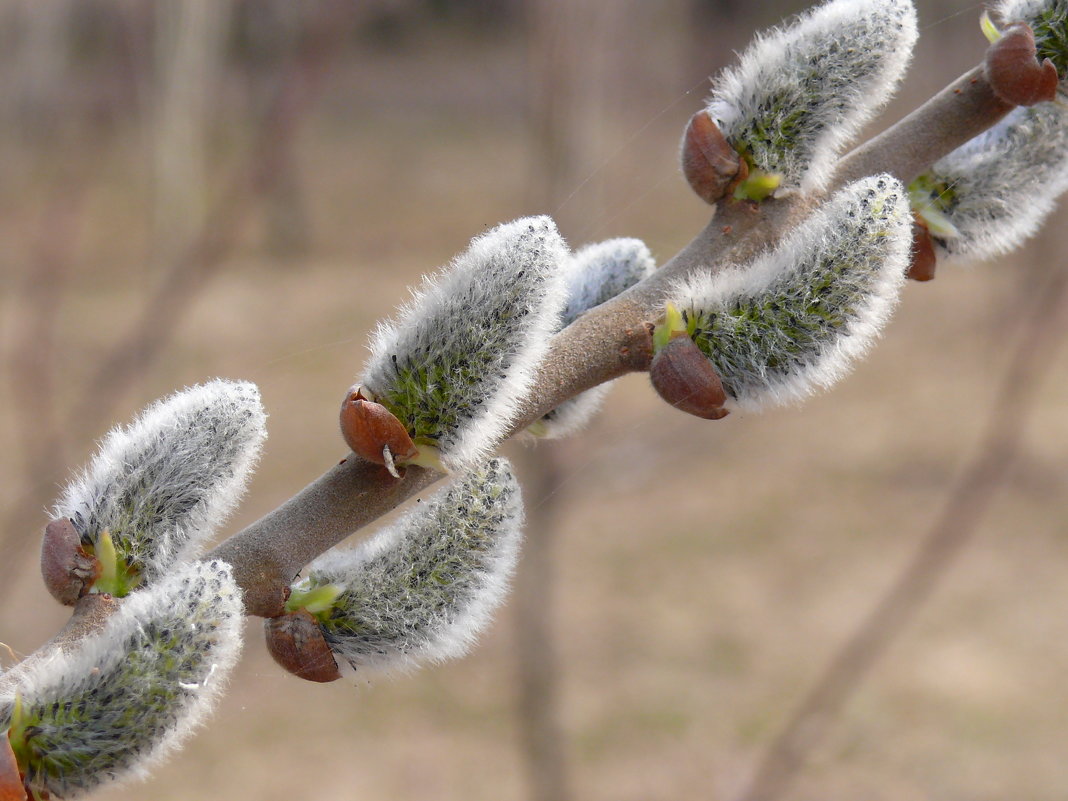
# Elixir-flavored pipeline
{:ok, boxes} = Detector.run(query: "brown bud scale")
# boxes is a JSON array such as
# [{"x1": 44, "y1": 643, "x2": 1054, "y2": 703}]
[
  {"x1": 0, "y1": 734, "x2": 26, "y2": 801},
  {"x1": 681, "y1": 110, "x2": 746, "y2": 206},
  {"x1": 40, "y1": 518, "x2": 102, "y2": 606},
  {"x1": 340, "y1": 387, "x2": 419, "y2": 470},
  {"x1": 650, "y1": 334, "x2": 730, "y2": 420},
  {"x1": 985, "y1": 23, "x2": 1059, "y2": 107},
  {"x1": 908, "y1": 215, "x2": 937, "y2": 282},
  {"x1": 264, "y1": 609, "x2": 342, "y2": 683}
]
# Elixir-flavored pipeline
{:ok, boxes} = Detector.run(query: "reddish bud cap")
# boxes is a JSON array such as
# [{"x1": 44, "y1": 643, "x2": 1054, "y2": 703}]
[
  {"x1": 650, "y1": 335, "x2": 730, "y2": 420},
  {"x1": 908, "y1": 215, "x2": 937, "y2": 282},
  {"x1": 264, "y1": 609, "x2": 342, "y2": 683},
  {"x1": 985, "y1": 23, "x2": 1059, "y2": 107},
  {"x1": 0, "y1": 734, "x2": 27, "y2": 801},
  {"x1": 41, "y1": 518, "x2": 102, "y2": 606},
  {"x1": 681, "y1": 110, "x2": 746, "y2": 206},
  {"x1": 340, "y1": 388, "x2": 419, "y2": 469}
]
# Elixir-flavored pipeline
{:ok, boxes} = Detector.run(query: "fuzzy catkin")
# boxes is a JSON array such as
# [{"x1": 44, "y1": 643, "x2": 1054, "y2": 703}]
[
  {"x1": 536, "y1": 238, "x2": 656, "y2": 439},
  {"x1": 0, "y1": 561, "x2": 243, "y2": 800},
  {"x1": 298, "y1": 458, "x2": 523, "y2": 673},
  {"x1": 673, "y1": 174, "x2": 911, "y2": 410},
  {"x1": 707, "y1": 0, "x2": 917, "y2": 193},
  {"x1": 53, "y1": 380, "x2": 266, "y2": 586},
  {"x1": 911, "y1": 102, "x2": 1068, "y2": 263},
  {"x1": 362, "y1": 217, "x2": 569, "y2": 470},
  {"x1": 559, "y1": 238, "x2": 656, "y2": 327}
]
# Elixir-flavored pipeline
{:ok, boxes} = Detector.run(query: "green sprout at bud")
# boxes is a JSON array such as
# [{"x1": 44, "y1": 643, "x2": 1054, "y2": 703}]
[
  {"x1": 285, "y1": 583, "x2": 344, "y2": 617},
  {"x1": 88, "y1": 530, "x2": 139, "y2": 598},
  {"x1": 733, "y1": 166, "x2": 783, "y2": 202}
]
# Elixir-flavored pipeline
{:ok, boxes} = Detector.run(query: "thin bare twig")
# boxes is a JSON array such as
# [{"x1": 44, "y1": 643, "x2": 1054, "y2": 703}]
[{"x1": 736, "y1": 234, "x2": 1068, "y2": 801}]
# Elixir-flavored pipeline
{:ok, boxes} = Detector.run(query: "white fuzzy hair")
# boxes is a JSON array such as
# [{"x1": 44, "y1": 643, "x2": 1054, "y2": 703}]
[
  {"x1": 996, "y1": 0, "x2": 1066, "y2": 24},
  {"x1": 537, "y1": 238, "x2": 656, "y2": 439},
  {"x1": 302, "y1": 458, "x2": 523, "y2": 674},
  {"x1": 708, "y1": 0, "x2": 917, "y2": 194},
  {"x1": 673, "y1": 174, "x2": 910, "y2": 410},
  {"x1": 0, "y1": 560, "x2": 243, "y2": 799},
  {"x1": 53, "y1": 380, "x2": 266, "y2": 583},
  {"x1": 362, "y1": 217, "x2": 569, "y2": 470},
  {"x1": 922, "y1": 103, "x2": 1068, "y2": 264}
]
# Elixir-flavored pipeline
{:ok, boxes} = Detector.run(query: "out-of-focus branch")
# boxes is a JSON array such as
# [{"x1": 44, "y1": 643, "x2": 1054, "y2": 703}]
[
  {"x1": 151, "y1": 0, "x2": 231, "y2": 275},
  {"x1": 735, "y1": 233, "x2": 1068, "y2": 801},
  {"x1": 78, "y1": 0, "x2": 357, "y2": 436},
  {"x1": 0, "y1": 164, "x2": 100, "y2": 589}
]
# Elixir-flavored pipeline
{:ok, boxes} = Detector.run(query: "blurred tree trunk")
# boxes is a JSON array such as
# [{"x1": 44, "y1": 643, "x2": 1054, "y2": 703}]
[
  {"x1": 237, "y1": 1, "x2": 311, "y2": 261},
  {"x1": 517, "y1": 3, "x2": 640, "y2": 800},
  {"x1": 152, "y1": 0, "x2": 231, "y2": 274},
  {"x1": 8, "y1": 0, "x2": 72, "y2": 137}
]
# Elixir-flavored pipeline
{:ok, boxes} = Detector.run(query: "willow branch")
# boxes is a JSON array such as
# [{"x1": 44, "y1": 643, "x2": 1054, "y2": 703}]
[
  {"x1": 834, "y1": 65, "x2": 1014, "y2": 187},
  {"x1": 209, "y1": 58, "x2": 1025, "y2": 617},
  {"x1": 26, "y1": 53, "x2": 1027, "y2": 632}
]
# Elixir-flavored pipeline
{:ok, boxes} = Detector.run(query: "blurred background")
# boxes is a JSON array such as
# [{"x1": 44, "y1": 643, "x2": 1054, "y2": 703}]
[{"x1": 3, "y1": 1, "x2": 1068, "y2": 799}]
